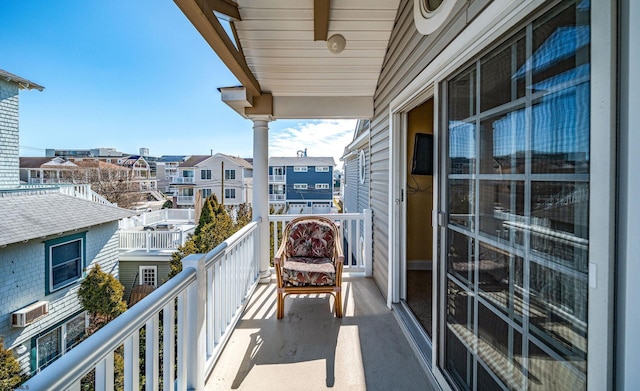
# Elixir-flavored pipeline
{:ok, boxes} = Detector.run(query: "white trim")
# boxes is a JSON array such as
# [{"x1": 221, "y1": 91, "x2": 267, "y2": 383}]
[
  {"x1": 414, "y1": 0, "x2": 460, "y2": 35},
  {"x1": 293, "y1": 167, "x2": 308, "y2": 172},
  {"x1": 588, "y1": 1, "x2": 617, "y2": 389},
  {"x1": 293, "y1": 183, "x2": 308, "y2": 190},
  {"x1": 139, "y1": 265, "x2": 158, "y2": 287}
]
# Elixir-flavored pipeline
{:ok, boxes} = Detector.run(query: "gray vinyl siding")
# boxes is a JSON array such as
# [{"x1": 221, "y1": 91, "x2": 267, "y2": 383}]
[
  {"x1": 119, "y1": 261, "x2": 171, "y2": 302},
  {"x1": 369, "y1": 0, "x2": 491, "y2": 297}
]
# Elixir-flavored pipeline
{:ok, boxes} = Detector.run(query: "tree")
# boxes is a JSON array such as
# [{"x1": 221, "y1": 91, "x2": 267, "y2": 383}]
[
  {"x1": 67, "y1": 161, "x2": 145, "y2": 209},
  {"x1": 78, "y1": 264, "x2": 127, "y2": 330},
  {"x1": 0, "y1": 339, "x2": 23, "y2": 390},
  {"x1": 169, "y1": 195, "x2": 252, "y2": 277}
]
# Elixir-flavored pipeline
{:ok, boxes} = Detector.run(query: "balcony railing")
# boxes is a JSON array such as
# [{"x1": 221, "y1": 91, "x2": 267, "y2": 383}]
[
  {"x1": 268, "y1": 174, "x2": 286, "y2": 182},
  {"x1": 177, "y1": 195, "x2": 195, "y2": 205},
  {"x1": 23, "y1": 211, "x2": 372, "y2": 390},
  {"x1": 269, "y1": 193, "x2": 286, "y2": 201},
  {"x1": 23, "y1": 220, "x2": 260, "y2": 391},
  {"x1": 269, "y1": 211, "x2": 372, "y2": 274},
  {"x1": 119, "y1": 229, "x2": 193, "y2": 251},
  {"x1": 173, "y1": 177, "x2": 195, "y2": 184}
]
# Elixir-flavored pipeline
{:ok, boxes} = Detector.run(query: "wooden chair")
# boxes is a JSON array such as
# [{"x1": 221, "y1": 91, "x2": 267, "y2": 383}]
[{"x1": 274, "y1": 216, "x2": 344, "y2": 318}]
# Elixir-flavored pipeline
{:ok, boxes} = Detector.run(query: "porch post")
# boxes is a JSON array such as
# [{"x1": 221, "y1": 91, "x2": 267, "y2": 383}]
[{"x1": 251, "y1": 116, "x2": 272, "y2": 283}]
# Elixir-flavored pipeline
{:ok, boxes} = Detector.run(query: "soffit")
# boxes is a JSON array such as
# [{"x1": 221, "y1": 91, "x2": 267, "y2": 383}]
[{"x1": 234, "y1": 0, "x2": 400, "y2": 99}]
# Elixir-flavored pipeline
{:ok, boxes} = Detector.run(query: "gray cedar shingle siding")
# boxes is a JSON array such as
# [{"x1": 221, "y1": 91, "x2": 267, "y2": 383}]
[{"x1": 0, "y1": 191, "x2": 135, "y2": 246}]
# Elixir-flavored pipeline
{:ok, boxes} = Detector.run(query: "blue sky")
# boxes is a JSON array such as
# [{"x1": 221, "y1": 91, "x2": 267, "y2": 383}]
[{"x1": 0, "y1": 1, "x2": 355, "y2": 166}]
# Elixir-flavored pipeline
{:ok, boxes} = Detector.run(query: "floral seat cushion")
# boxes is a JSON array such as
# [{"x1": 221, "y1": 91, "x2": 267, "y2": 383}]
[
  {"x1": 282, "y1": 256, "x2": 336, "y2": 286},
  {"x1": 285, "y1": 219, "x2": 336, "y2": 258}
]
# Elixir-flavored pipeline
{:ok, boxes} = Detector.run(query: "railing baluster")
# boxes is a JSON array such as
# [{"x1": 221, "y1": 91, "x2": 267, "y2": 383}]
[
  {"x1": 176, "y1": 290, "x2": 187, "y2": 391},
  {"x1": 95, "y1": 353, "x2": 114, "y2": 391},
  {"x1": 162, "y1": 303, "x2": 174, "y2": 391},
  {"x1": 124, "y1": 332, "x2": 140, "y2": 391},
  {"x1": 145, "y1": 315, "x2": 159, "y2": 391},
  {"x1": 207, "y1": 267, "x2": 214, "y2": 356}
]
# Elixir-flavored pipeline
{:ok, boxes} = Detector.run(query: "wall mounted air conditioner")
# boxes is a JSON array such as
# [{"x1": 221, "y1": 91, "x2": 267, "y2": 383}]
[{"x1": 11, "y1": 301, "x2": 49, "y2": 328}]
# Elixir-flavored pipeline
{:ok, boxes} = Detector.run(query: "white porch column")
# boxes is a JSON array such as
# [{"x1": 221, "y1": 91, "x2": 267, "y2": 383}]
[{"x1": 251, "y1": 117, "x2": 272, "y2": 283}]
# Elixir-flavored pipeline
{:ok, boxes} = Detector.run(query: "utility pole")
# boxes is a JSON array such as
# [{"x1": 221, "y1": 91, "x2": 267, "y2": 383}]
[{"x1": 221, "y1": 160, "x2": 224, "y2": 206}]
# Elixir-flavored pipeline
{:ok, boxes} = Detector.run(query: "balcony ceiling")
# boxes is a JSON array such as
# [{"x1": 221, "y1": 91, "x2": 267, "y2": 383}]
[{"x1": 174, "y1": 0, "x2": 401, "y2": 119}]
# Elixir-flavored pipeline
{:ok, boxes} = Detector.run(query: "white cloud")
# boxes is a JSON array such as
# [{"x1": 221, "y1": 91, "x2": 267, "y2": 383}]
[{"x1": 269, "y1": 120, "x2": 356, "y2": 169}]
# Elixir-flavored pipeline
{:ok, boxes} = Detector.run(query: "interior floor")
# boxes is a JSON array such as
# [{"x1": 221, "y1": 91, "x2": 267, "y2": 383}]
[{"x1": 406, "y1": 270, "x2": 433, "y2": 337}]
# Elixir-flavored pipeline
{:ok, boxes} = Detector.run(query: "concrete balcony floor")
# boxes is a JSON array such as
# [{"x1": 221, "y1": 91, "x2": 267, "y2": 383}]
[{"x1": 207, "y1": 275, "x2": 437, "y2": 390}]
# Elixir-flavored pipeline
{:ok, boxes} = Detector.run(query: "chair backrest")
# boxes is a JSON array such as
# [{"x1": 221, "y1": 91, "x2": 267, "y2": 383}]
[{"x1": 284, "y1": 217, "x2": 337, "y2": 258}]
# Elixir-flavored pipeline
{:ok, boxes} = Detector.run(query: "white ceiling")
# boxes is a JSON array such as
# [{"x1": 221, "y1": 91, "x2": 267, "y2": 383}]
[{"x1": 234, "y1": 0, "x2": 401, "y2": 98}]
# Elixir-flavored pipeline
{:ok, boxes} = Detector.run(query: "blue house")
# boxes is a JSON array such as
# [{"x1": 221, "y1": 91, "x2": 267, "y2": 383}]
[{"x1": 268, "y1": 156, "x2": 335, "y2": 214}]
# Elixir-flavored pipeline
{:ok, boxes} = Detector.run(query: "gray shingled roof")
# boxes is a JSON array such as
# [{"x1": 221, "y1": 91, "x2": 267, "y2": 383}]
[
  {"x1": 0, "y1": 191, "x2": 136, "y2": 247},
  {"x1": 269, "y1": 156, "x2": 335, "y2": 167},
  {"x1": 218, "y1": 154, "x2": 253, "y2": 169},
  {"x1": 179, "y1": 155, "x2": 212, "y2": 167},
  {"x1": 0, "y1": 69, "x2": 44, "y2": 91}
]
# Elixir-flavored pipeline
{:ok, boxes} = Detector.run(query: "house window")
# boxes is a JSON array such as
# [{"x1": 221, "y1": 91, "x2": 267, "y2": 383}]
[
  {"x1": 293, "y1": 166, "x2": 308, "y2": 172},
  {"x1": 315, "y1": 183, "x2": 330, "y2": 189},
  {"x1": 139, "y1": 266, "x2": 157, "y2": 287},
  {"x1": 201, "y1": 169, "x2": 211, "y2": 180},
  {"x1": 315, "y1": 166, "x2": 330, "y2": 172},
  {"x1": 442, "y1": 2, "x2": 590, "y2": 390},
  {"x1": 35, "y1": 313, "x2": 87, "y2": 372},
  {"x1": 224, "y1": 169, "x2": 236, "y2": 180},
  {"x1": 272, "y1": 167, "x2": 285, "y2": 175},
  {"x1": 225, "y1": 188, "x2": 236, "y2": 199},
  {"x1": 201, "y1": 188, "x2": 212, "y2": 198},
  {"x1": 46, "y1": 233, "x2": 85, "y2": 294},
  {"x1": 293, "y1": 184, "x2": 308, "y2": 190}
]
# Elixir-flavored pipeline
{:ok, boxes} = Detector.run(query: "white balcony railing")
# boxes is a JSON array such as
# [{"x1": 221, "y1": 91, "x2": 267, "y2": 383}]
[
  {"x1": 269, "y1": 193, "x2": 286, "y2": 201},
  {"x1": 173, "y1": 177, "x2": 195, "y2": 184},
  {"x1": 269, "y1": 210, "x2": 372, "y2": 274},
  {"x1": 268, "y1": 175, "x2": 286, "y2": 182},
  {"x1": 23, "y1": 220, "x2": 260, "y2": 391},
  {"x1": 119, "y1": 229, "x2": 194, "y2": 251},
  {"x1": 177, "y1": 195, "x2": 195, "y2": 205}
]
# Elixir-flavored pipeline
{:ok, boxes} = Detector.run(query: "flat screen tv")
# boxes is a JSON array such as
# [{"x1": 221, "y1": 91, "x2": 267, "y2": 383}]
[{"x1": 411, "y1": 133, "x2": 434, "y2": 175}]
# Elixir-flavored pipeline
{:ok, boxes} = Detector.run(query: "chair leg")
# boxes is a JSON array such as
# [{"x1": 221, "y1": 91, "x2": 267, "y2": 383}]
[
  {"x1": 334, "y1": 291, "x2": 343, "y2": 318},
  {"x1": 277, "y1": 290, "x2": 284, "y2": 319}
]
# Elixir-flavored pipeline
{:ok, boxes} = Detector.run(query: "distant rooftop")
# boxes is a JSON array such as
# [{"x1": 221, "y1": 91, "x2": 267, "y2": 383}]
[
  {"x1": 0, "y1": 69, "x2": 44, "y2": 91},
  {"x1": 269, "y1": 156, "x2": 336, "y2": 167}
]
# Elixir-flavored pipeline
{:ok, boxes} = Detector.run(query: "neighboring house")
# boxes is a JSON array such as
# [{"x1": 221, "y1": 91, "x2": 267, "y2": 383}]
[
  {"x1": 173, "y1": 153, "x2": 253, "y2": 209},
  {"x1": 268, "y1": 156, "x2": 335, "y2": 214},
  {"x1": 118, "y1": 209, "x2": 196, "y2": 304},
  {"x1": 340, "y1": 120, "x2": 371, "y2": 261},
  {"x1": 19, "y1": 157, "x2": 80, "y2": 184},
  {"x1": 154, "y1": 155, "x2": 188, "y2": 194},
  {"x1": 1, "y1": 70, "x2": 135, "y2": 376},
  {"x1": 185, "y1": 0, "x2": 639, "y2": 388}
]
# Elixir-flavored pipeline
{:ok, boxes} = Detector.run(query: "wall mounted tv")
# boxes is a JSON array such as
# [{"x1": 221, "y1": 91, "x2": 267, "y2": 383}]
[{"x1": 411, "y1": 133, "x2": 434, "y2": 175}]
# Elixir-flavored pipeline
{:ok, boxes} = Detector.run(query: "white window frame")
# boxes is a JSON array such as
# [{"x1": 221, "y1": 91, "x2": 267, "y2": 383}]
[
  {"x1": 201, "y1": 188, "x2": 212, "y2": 198},
  {"x1": 293, "y1": 166, "x2": 308, "y2": 172},
  {"x1": 224, "y1": 169, "x2": 236, "y2": 180},
  {"x1": 139, "y1": 265, "x2": 158, "y2": 287},
  {"x1": 315, "y1": 166, "x2": 330, "y2": 172},
  {"x1": 293, "y1": 183, "x2": 308, "y2": 190},
  {"x1": 315, "y1": 183, "x2": 330, "y2": 189},
  {"x1": 225, "y1": 188, "x2": 236, "y2": 199}
]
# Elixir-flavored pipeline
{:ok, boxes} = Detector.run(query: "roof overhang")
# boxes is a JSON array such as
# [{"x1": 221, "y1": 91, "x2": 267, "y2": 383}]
[{"x1": 175, "y1": 0, "x2": 399, "y2": 120}]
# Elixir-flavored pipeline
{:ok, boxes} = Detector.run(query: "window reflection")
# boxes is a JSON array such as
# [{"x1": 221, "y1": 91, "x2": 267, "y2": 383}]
[{"x1": 444, "y1": 1, "x2": 589, "y2": 389}]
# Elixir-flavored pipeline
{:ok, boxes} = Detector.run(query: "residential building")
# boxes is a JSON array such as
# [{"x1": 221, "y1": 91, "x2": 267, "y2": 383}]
[
  {"x1": 268, "y1": 156, "x2": 335, "y2": 214},
  {"x1": 154, "y1": 155, "x2": 188, "y2": 194},
  {"x1": 173, "y1": 153, "x2": 252, "y2": 208},
  {"x1": 118, "y1": 209, "x2": 196, "y2": 304},
  {"x1": 24, "y1": 0, "x2": 640, "y2": 390},
  {"x1": 1, "y1": 70, "x2": 135, "y2": 376}
]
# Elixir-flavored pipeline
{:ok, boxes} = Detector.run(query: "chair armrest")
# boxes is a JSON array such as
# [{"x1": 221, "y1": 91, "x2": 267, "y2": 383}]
[{"x1": 274, "y1": 240, "x2": 287, "y2": 266}]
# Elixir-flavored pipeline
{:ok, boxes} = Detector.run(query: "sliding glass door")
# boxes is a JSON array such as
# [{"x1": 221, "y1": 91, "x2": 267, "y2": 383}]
[{"x1": 441, "y1": 1, "x2": 590, "y2": 389}]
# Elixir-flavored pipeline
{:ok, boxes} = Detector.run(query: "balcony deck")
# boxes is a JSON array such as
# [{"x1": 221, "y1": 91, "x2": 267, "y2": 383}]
[{"x1": 207, "y1": 275, "x2": 437, "y2": 391}]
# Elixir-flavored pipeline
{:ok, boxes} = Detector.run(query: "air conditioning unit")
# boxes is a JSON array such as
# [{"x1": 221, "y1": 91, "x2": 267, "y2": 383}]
[{"x1": 12, "y1": 301, "x2": 49, "y2": 328}]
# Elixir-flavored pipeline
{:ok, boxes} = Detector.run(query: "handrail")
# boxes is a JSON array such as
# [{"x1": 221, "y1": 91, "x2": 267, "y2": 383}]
[{"x1": 22, "y1": 268, "x2": 197, "y2": 390}]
